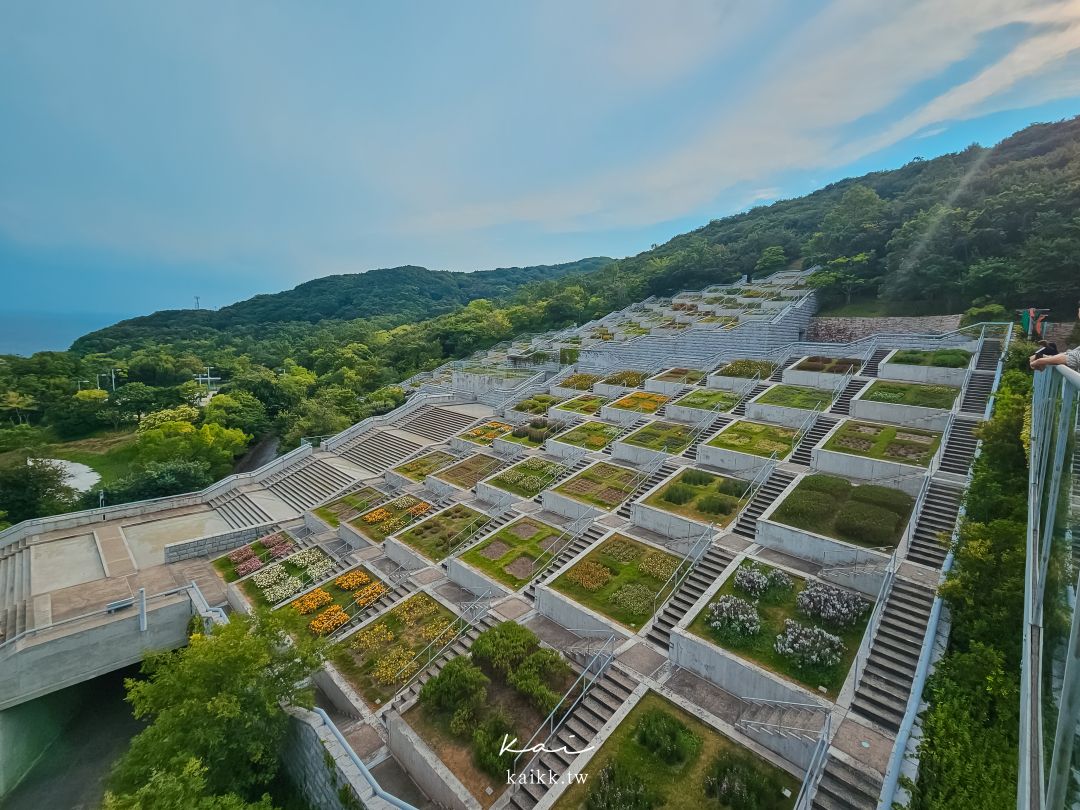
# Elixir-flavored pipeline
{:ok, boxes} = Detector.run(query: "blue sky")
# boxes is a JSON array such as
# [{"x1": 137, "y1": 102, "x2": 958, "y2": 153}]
[{"x1": 2, "y1": 0, "x2": 1080, "y2": 337}]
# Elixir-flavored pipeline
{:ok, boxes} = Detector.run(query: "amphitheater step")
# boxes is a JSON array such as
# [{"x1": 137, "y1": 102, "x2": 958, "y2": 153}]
[
  {"x1": 790, "y1": 415, "x2": 839, "y2": 466},
  {"x1": 732, "y1": 468, "x2": 797, "y2": 539},
  {"x1": 646, "y1": 544, "x2": 736, "y2": 649}
]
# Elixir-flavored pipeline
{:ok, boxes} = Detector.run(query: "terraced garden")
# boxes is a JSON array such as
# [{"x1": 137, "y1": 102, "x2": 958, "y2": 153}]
[
  {"x1": 460, "y1": 517, "x2": 566, "y2": 589},
  {"x1": 458, "y1": 420, "x2": 514, "y2": 446},
  {"x1": 670, "y1": 388, "x2": 738, "y2": 412},
  {"x1": 486, "y1": 456, "x2": 566, "y2": 498},
  {"x1": 643, "y1": 468, "x2": 747, "y2": 526},
  {"x1": 501, "y1": 417, "x2": 563, "y2": 448},
  {"x1": 889, "y1": 348, "x2": 971, "y2": 367},
  {"x1": 512, "y1": 392, "x2": 564, "y2": 414},
  {"x1": 435, "y1": 453, "x2": 503, "y2": 489},
  {"x1": 312, "y1": 487, "x2": 383, "y2": 527},
  {"x1": 554, "y1": 393, "x2": 607, "y2": 415},
  {"x1": 714, "y1": 359, "x2": 777, "y2": 379},
  {"x1": 554, "y1": 462, "x2": 639, "y2": 509},
  {"x1": 793, "y1": 355, "x2": 861, "y2": 373},
  {"x1": 553, "y1": 420, "x2": 622, "y2": 451},
  {"x1": 560, "y1": 372, "x2": 602, "y2": 390},
  {"x1": 756, "y1": 384, "x2": 831, "y2": 411},
  {"x1": 238, "y1": 547, "x2": 335, "y2": 608},
  {"x1": 861, "y1": 380, "x2": 959, "y2": 409},
  {"x1": 393, "y1": 452, "x2": 456, "y2": 483},
  {"x1": 706, "y1": 420, "x2": 797, "y2": 458},
  {"x1": 283, "y1": 566, "x2": 390, "y2": 638},
  {"x1": 349, "y1": 495, "x2": 434, "y2": 543},
  {"x1": 212, "y1": 530, "x2": 297, "y2": 581},
  {"x1": 622, "y1": 420, "x2": 694, "y2": 453},
  {"x1": 610, "y1": 391, "x2": 669, "y2": 414},
  {"x1": 653, "y1": 367, "x2": 705, "y2": 384},
  {"x1": 396, "y1": 504, "x2": 491, "y2": 561},
  {"x1": 771, "y1": 474, "x2": 914, "y2": 548},
  {"x1": 603, "y1": 369, "x2": 649, "y2": 387},
  {"x1": 823, "y1": 420, "x2": 941, "y2": 466}
]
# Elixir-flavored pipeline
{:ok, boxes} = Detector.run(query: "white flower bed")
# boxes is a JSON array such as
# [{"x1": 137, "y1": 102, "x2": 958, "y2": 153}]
[
  {"x1": 291, "y1": 548, "x2": 331, "y2": 571},
  {"x1": 774, "y1": 619, "x2": 844, "y2": 668},
  {"x1": 796, "y1": 581, "x2": 869, "y2": 628},
  {"x1": 706, "y1": 595, "x2": 761, "y2": 637},
  {"x1": 734, "y1": 565, "x2": 769, "y2": 598},
  {"x1": 263, "y1": 576, "x2": 303, "y2": 604},
  {"x1": 251, "y1": 564, "x2": 288, "y2": 589},
  {"x1": 767, "y1": 569, "x2": 794, "y2": 592}
]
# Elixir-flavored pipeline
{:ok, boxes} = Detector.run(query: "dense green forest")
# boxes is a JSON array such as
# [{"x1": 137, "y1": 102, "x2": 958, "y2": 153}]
[{"x1": 2, "y1": 115, "x2": 1079, "y2": 526}]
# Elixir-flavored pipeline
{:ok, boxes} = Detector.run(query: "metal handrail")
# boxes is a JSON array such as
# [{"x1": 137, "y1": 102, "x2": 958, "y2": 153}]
[
  {"x1": 529, "y1": 515, "x2": 594, "y2": 582},
  {"x1": 390, "y1": 591, "x2": 495, "y2": 688},
  {"x1": 652, "y1": 523, "x2": 715, "y2": 616},
  {"x1": 794, "y1": 713, "x2": 832, "y2": 809}
]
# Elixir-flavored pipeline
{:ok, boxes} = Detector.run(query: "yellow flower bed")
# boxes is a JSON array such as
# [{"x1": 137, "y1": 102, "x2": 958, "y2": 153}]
[
  {"x1": 351, "y1": 622, "x2": 395, "y2": 652},
  {"x1": 354, "y1": 582, "x2": 389, "y2": 609},
  {"x1": 334, "y1": 570, "x2": 371, "y2": 591},
  {"x1": 363, "y1": 507, "x2": 391, "y2": 524},
  {"x1": 308, "y1": 604, "x2": 349, "y2": 635},
  {"x1": 420, "y1": 615, "x2": 454, "y2": 642},
  {"x1": 391, "y1": 593, "x2": 440, "y2": 625},
  {"x1": 373, "y1": 647, "x2": 417, "y2": 686},
  {"x1": 407, "y1": 502, "x2": 431, "y2": 517},
  {"x1": 293, "y1": 588, "x2": 333, "y2": 615},
  {"x1": 566, "y1": 560, "x2": 613, "y2": 591}
]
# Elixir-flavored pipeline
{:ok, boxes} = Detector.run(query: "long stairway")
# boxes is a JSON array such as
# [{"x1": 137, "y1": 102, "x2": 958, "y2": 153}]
[
  {"x1": 937, "y1": 416, "x2": 980, "y2": 476},
  {"x1": 524, "y1": 524, "x2": 607, "y2": 602},
  {"x1": 827, "y1": 378, "x2": 868, "y2": 416},
  {"x1": 334, "y1": 429, "x2": 423, "y2": 472},
  {"x1": 860, "y1": 347, "x2": 892, "y2": 378},
  {"x1": 398, "y1": 406, "x2": 478, "y2": 441},
  {"x1": 615, "y1": 461, "x2": 680, "y2": 518},
  {"x1": 849, "y1": 578, "x2": 935, "y2": 733},
  {"x1": 812, "y1": 754, "x2": 884, "y2": 810},
  {"x1": 732, "y1": 468, "x2": 797, "y2": 539},
  {"x1": 507, "y1": 665, "x2": 637, "y2": 810},
  {"x1": 210, "y1": 490, "x2": 274, "y2": 529},
  {"x1": 958, "y1": 337, "x2": 1001, "y2": 415},
  {"x1": 0, "y1": 538, "x2": 30, "y2": 640},
  {"x1": 266, "y1": 457, "x2": 355, "y2": 512},
  {"x1": 646, "y1": 544, "x2": 735, "y2": 649},
  {"x1": 769, "y1": 359, "x2": 794, "y2": 382},
  {"x1": 680, "y1": 414, "x2": 735, "y2": 461},
  {"x1": 390, "y1": 613, "x2": 500, "y2": 708},
  {"x1": 905, "y1": 480, "x2": 962, "y2": 568},
  {"x1": 789, "y1": 415, "x2": 839, "y2": 466},
  {"x1": 732, "y1": 382, "x2": 770, "y2": 416}
]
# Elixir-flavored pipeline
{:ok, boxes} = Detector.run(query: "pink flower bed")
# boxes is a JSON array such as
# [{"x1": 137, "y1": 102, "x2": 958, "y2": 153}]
[
  {"x1": 269, "y1": 541, "x2": 295, "y2": 560},
  {"x1": 228, "y1": 545, "x2": 255, "y2": 564},
  {"x1": 235, "y1": 556, "x2": 265, "y2": 577}
]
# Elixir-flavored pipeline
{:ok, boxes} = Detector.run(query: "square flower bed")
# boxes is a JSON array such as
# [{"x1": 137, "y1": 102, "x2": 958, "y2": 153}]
[
  {"x1": 554, "y1": 462, "x2": 639, "y2": 509},
  {"x1": 554, "y1": 420, "x2": 622, "y2": 451},
  {"x1": 861, "y1": 380, "x2": 959, "y2": 409},
  {"x1": 555, "y1": 690, "x2": 798, "y2": 810},
  {"x1": 560, "y1": 372, "x2": 602, "y2": 391},
  {"x1": 395, "y1": 504, "x2": 492, "y2": 562},
  {"x1": 793, "y1": 356, "x2": 862, "y2": 374},
  {"x1": 689, "y1": 560, "x2": 870, "y2": 696},
  {"x1": 393, "y1": 452, "x2": 456, "y2": 483},
  {"x1": 405, "y1": 622, "x2": 577, "y2": 806},
  {"x1": 435, "y1": 454, "x2": 503, "y2": 489},
  {"x1": 705, "y1": 420, "x2": 797, "y2": 458},
  {"x1": 610, "y1": 391, "x2": 670, "y2": 414},
  {"x1": 349, "y1": 494, "x2": 434, "y2": 543},
  {"x1": 331, "y1": 593, "x2": 457, "y2": 708},
  {"x1": 822, "y1": 420, "x2": 941, "y2": 467},
  {"x1": 459, "y1": 517, "x2": 566, "y2": 589},
  {"x1": 755, "y1": 384, "x2": 831, "y2": 411},
  {"x1": 513, "y1": 393, "x2": 564, "y2": 414},
  {"x1": 554, "y1": 394, "x2": 607, "y2": 416},
  {"x1": 212, "y1": 531, "x2": 297, "y2": 582},
  {"x1": 552, "y1": 534, "x2": 682, "y2": 628},
  {"x1": 501, "y1": 417, "x2": 564, "y2": 448},
  {"x1": 653, "y1": 367, "x2": 706, "y2": 384},
  {"x1": 770, "y1": 474, "x2": 914, "y2": 548},
  {"x1": 603, "y1": 369, "x2": 649, "y2": 387},
  {"x1": 283, "y1": 566, "x2": 389, "y2": 637},
  {"x1": 643, "y1": 468, "x2": 747, "y2": 527},
  {"x1": 671, "y1": 389, "x2": 738, "y2": 413},
  {"x1": 621, "y1": 421, "x2": 694, "y2": 454},
  {"x1": 714, "y1": 359, "x2": 777, "y2": 379},
  {"x1": 889, "y1": 348, "x2": 972, "y2": 368},
  {"x1": 238, "y1": 546, "x2": 334, "y2": 607},
  {"x1": 486, "y1": 457, "x2": 567, "y2": 498},
  {"x1": 458, "y1": 420, "x2": 514, "y2": 447}
]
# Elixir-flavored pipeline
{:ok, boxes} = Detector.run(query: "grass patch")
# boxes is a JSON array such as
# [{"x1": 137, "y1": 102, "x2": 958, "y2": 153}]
[
  {"x1": 643, "y1": 468, "x2": 747, "y2": 527},
  {"x1": 458, "y1": 421, "x2": 514, "y2": 446},
  {"x1": 436, "y1": 454, "x2": 504, "y2": 489},
  {"x1": 502, "y1": 418, "x2": 564, "y2": 448},
  {"x1": 689, "y1": 560, "x2": 869, "y2": 696},
  {"x1": 861, "y1": 380, "x2": 959, "y2": 409},
  {"x1": 755, "y1": 385, "x2": 831, "y2": 411},
  {"x1": 554, "y1": 421, "x2": 622, "y2": 451},
  {"x1": 561, "y1": 373, "x2": 602, "y2": 390},
  {"x1": 706, "y1": 420, "x2": 797, "y2": 459},
  {"x1": 771, "y1": 474, "x2": 914, "y2": 548},
  {"x1": 888, "y1": 349, "x2": 972, "y2": 368},
  {"x1": 555, "y1": 690, "x2": 798, "y2": 810},
  {"x1": 331, "y1": 593, "x2": 457, "y2": 708},
  {"x1": 622, "y1": 421, "x2": 694, "y2": 453},
  {"x1": 653, "y1": 367, "x2": 705, "y2": 384},
  {"x1": 610, "y1": 391, "x2": 670, "y2": 414},
  {"x1": 513, "y1": 393, "x2": 564, "y2": 414},
  {"x1": 822, "y1": 420, "x2": 941, "y2": 467},
  {"x1": 793, "y1": 356, "x2": 861, "y2": 374},
  {"x1": 671, "y1": 389, "x2": 738, "y2": 412},
  {"x1": 396, "y1": 504, "x2": 491, "y2": 561},
  {"x1": 603, "y1": 370, "x2": 649, "y2": 387},
  {"x1": 312, "y1": 487, "x2": 382, "y2": 527},
  {"x1": 551, "y1": 535, "x2": 680, "y2": 628},
  {"x1": 487, "y1": 457, "x2": 566, "y2": 498},
  {"x1": 554, "y1": 394, "x2": 607, "y2": 415},
  {"x1": 715, "y1": 359, "x2": 776, "y2": 379},
  {"x1": 460, "y1": 517, "x2": 565, "y2": 589},
  {"x1": 393, "y1": 451, "x2": 456, "y2": 483},
  {"x1": 554, "y1": 462, "x2": 639, "y2": 509},
  {"x1": 47, "y1": 429, "x2": 140, "y2": 486},
  {"x1": 349, "y1": 494, "x2": 434, "y2": 543}
]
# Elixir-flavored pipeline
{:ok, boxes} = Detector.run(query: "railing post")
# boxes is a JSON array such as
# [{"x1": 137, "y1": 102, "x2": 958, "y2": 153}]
[{"x1": 138, "y1": 587, "x2": 147, "y2": 632}]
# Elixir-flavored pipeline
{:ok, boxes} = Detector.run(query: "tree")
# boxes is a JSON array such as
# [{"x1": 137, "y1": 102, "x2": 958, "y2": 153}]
[
  {"x1": 103, "y1": 758, "x2": 276, "y2": 810},
  {"x1": 135, "y1": 421, "x2": 250, "y2": 478},
  {"x1": 110, "y1": 383, "x2": 162, "y2": 422},
  {"x1": 1, "y1": 391, "x2": 37, "y2": 425},
  {"x1": 109, "y1": 611, "x2": 325, "y2": 798},
  {"x1": 805, "y1": 185, "x2": 888, "y2": 265},
  {"x1": 204, "y1": 391, "x2": 269, "y2": 436},
  {"x1": 753, "y1": 245, "x2": 787, "y2": 276},
  {"x1": 102, "y1": 460, "x2": 215, "y2": 504},
  {"x1": 0, "y1": 457, "x2": 77, "y2": 523},
  {"x1": 807, "y1": 254, "x2": 873, "y2": 305},
  {"x1": 138, "y1": 405, "x2": 201, "y2": 433},
  {"x1": 46, "y1": 389, "x2": 109, "y2": 439}
]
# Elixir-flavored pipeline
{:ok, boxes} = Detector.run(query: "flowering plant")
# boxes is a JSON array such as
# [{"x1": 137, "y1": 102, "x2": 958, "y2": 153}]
[
  {"x1": 351, "y1": 622, "x2": 394, "y2": 652},
  {"x1": 363, "y1": 507, "x2": 391, "y2": 524},
  {"x1": 796, "y1": 581, "x2": 869, "y2": 628},
  {"x1": 373, "y1": 646, "x2": 416, "y2": 685},
  {"x1": 774, "y1": 619, "x2": 844, "y2": 668},
  {"x1": 228, "y1": 545, "x2": 255, "y2": 564},
  {"x1": 293, "y1": 588, "x2": 333, "y2": 615},
  {"x1": 639, "y1": 551, "x2": 677, "y2": 581},
  {"x1": 354, "y1": 582, "x2": 389, "y2": 609},
  {"x1": 252, "y1": 564, "x2": 287, "y2": 589},
  {"x1": 566, "y1": 560, "x2": 613, "y2": 592},
  {"x1": 406, "y1": 502, "x2": 431, "y2": 517},
  {"x1": 262, "y1": 576, "x2": 302, "y2": 604},
  {"x1": 308, "y1": 605, "x2": 350, "y2": 636},
  {"x1": 391, "y1": 594, "x2": 439, "y2": 625},
  {"x1": 767, "y1": 569, "x2": 794, "y2": 592},
  {"x1": 420, "y1": 616, "x2": 454, "y2": 641},
  {"x1": 707, "y1": 595, "x2": 761, "y2": 637},
  {"x1": 234, "y1": 556, "x2": 264, "y2": 577},
  {"x1": 269, "y1": 542, "x2": 294, "y2": 560},
  {"x1": 610, "y1": 583, "x2": 655, "y2": 616},
  {"x1": 390, "y1": 495, "x2": 419, "y2": 509},
  {"x1": 335, "y1": 570, "x2": 371, "y2": 591},
  {"x1": 734, "y1": 564, "x2": 769, "y2": 598}
]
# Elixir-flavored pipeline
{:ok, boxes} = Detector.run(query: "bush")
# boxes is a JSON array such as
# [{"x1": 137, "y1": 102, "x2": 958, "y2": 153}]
[
  {"x1": 800, "y1": 474, "x2": 852, "y2": 497},
  {"x1": 767, "y1": 569, "x2": 794, "y2": 592},
  {"x1": 634, "y1": 709, "x2": 702, "y2": 765},
  {"x1": 849, "y1": 484, "x2": 913, "y2": 516},
  {"x1": 734, "y1": 565, "x2": 769, "y2": 598},
  {"x1": 639, "y1": 551, "x2": 678, "y2": 580},
  {"x1": 508, "y1": 649, "x2": 569, "y2": 714},
  {"x1": 566, "y1": 560, "x2": 613, "y2": 591},
  {"x1": 716, "y1": 477, "x2": 747, "y2": 497},
  {"x1": 774, "y1": 489, "x2": 834, "y2": 523},
  {"x1": 610, "y1": 583, "x2": 657, "y2": 616},
  {"x1": 703, "y1": 750, "x2": 786, "y2": 810},
  {"x1": 697, "y1": 493, "x2": 740, "y2": 515},
  {"x1": 681, "y1": 469, "x2": 715, "y2": 487},
  {"x1": 586, "y1": 761, "x2": 657, "y2": 810},
  {"x1": 603, "y1": 538, "x2": 641, "y2": 563},
  {"x1": 419, "y1": 657, "x2": 489, "y2": 724},
  {"x1": 472, "y1": 711, "x2": 516, "y2": 777},
  {"x1": 774, "y1": 619, "x2": 845, "y2": 668},
  {"x1": 470, "y1": 622, "x2": 539, "y2": 675},
  {"x1": 512, "y1": 425, "x2": 528, "y2": 438},
  {"x1": 707, "y1": 596, "x2": 761, "y2": 637},
  {"x1": 834, "y1": 501, "x2": 899, "y2": 545},
  {"x1": 797, "y1": 581, "x2": 870, "y2": 628},
  {"x1": 661, "y1": 483, "x2": 695, "y2": 505}
]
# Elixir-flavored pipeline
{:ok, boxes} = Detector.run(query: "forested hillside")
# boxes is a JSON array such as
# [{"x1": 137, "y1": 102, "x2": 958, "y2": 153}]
[{"x1": 2, "y1": 115, "x2": 1078, "y2": 524}]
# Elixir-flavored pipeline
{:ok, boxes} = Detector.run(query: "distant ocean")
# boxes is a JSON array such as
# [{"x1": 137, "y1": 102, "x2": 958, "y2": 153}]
[{"x1": 0, "y1": 311, "x2": 131, "y2": 355}]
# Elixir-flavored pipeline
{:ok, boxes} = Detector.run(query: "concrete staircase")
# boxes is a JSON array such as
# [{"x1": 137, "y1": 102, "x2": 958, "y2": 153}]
[
  {"x1": 680, "y1": 414, "x2": 735, "y2": 461},
  {"x1": 959, "y1": 372, "x2": 994, "y2": 415},
  {"x1": 731, "y1": 382, "x2": 770, "y2": 416},
  {"x1": 860, "y1": 347, "x2": 892, "y2": 378},
  {"x1": 828, "y1": 378, "x2": 868, "y2": 415},
  {"x1": 905, "y1": 480, "x2": 962, "y2": 568},
  {"x1": 507, "y1": 665, "x2": 637, "y2": 810},
  {"x1": 653, "y1": 385, "x2": 694, "y2": 417},
  {"x1": 210, "y1": 490, "x2": 274, "y2": 529},
  {"x1": 937, "y1": 416, "x2": 980, "y2": 476},
  {"x1": 732, "y1": 468, "x2": 797, "y2": 539},
  {"x1": 398, "y1": 406, "x2": 478, "y2": 442},
  {"x1": 0, "y1": 538, "x2": 30, "y2": 640},
  {"x1": 812, "y1": 753, "x2": 884, "y2": 810},
  {"x1": 530, "y1": 456, "x2": 592, "y2": 504},
  {"x1": 849, "y1": 578, "x2": 935, "y2": 733},
  {"x1": 524, "y1": 524, "x2": 607, "y2": 602},
  {"x1": 600, "y1": 418, "x2": 648, "y2": 455},
  {"x1": 735, "y1": 698, "x2": 824, "y2": 741},
  {"x1": 615, "y1": 461, "x2": 680, "y2": 518},
  {"x1": 265, "y1": 457, "x2": 355, "y2": 512},
  {"x1": 790, "y1": 415, "x2": 839, "y2": 466},
  {"x1": 769, "y1": 359, "x2": 794, "y2": 382},
  {"x1": 334, "y1": 429, "x2": 423, "y2": 472},
  {"x1": 646, "y1": 544, "x2": 736, "y2": 649}
]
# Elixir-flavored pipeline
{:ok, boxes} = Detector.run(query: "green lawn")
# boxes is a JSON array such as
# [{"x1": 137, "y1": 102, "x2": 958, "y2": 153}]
[
  {"x1": 512, "y1": 393, "x2": 564, "y2": 414},
  {"x1": 47, "y1": 429, "x2": 140, "y2": 486},
  {"x1": 553, "y1": 420, "x2": 622, "y2": 451},
  {"x1": 671, "y1": 389, "x2": 738, "y2": 412},
  {"x1": 349, "y1": 495, "x2": 434, "y2": 543},
  {"x1": 706, "y1": 420, "x2": 797, "y2": 458},
  {"x1": 554, "y1": 462, "x2": 639, "y2": 509},
  {"x1": 396, "y1": 504, "x2": 491, "y2": 561},
  {"x1": 643, "y1": 468, "x2": 747, "y2": 527},
  {"x1": 755, "y1": 384, "x2": 831, "y2": 411},
  {"x1": 460, "y1": 517, "x2": 565, "y2": 589},
  {"x1": 554, "y1": 394, "x2": 607, "y2": 415},
  {"x1": 861, "y1": 380, "x2": 959, "y2": 409},
  {"x1": 313, "y1": 488, "x2": 382, "y2": 527},
  {"x1": 689, "y1": 560, "x2": 869, "y2": 696},
  {"x1": 551, "y1": 535, "x2": 681, "y2": 629},
  {"x1": 653, "y1": 367, "x2": 706, "y2": 384},
  {"x1": 435, "y1": 454, "x2": 503, "y2": 489},
  {"x1": 622, "y1": 421, "x2": 694, "y2": 453},
  {"x1": 392, "y1": 451, "x2": 456, "y2": 482},
  {"x1": 486, "y1": 457, "x2": 566, "y2": 498},
  {"x1": 555, "y1": 691, "x2": 798, "y2": 810},
  {"x1": 889, "y1": 348, "x2": 972, "y2": 368},
  {"x1": 501, "y1": 418, "x2": 564, "y2": 448},
  {"x1": 771, "y1": 474, "x2": 914, "y2": 548},
  {"x1": 822, "y1": 420, "x2": 941, "y2": 466}
]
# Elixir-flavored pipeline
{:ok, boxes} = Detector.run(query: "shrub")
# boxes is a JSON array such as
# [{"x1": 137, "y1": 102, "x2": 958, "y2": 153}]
[
  {"x1": 834, "y1": 501, "x2": 899, "y2": 545},
  {"x1": 586, "y1": 761, "x2": 658, "y2": 810},
  {"x1": 634, "y1": 708, "x2": 702, "y2": 765},
  {"x1": 610, "y1": 583, "x2": 657, "y2": 616},
  {"x1": 767, "y1": 569, "x2": 794, "y2": 592},
  {"x1": 716, "y1": 477, "x2": 747, "y2": 497},
  {"x1": 512, "y1": 425, "x2": 528, "y2": 438},
  {"x1": 774, "y1": 619, "x2": 845, "y2": 668},
  {"x1": 796, "y1": 581, "x2": 870, "y2": 628},
  {"x1": 720, "y1": 359, "x2": 776, "y2": 378},
  {"x1": 849, "y1": 484, "x2": 913, "y2": 515},
  {"x1": 472, "y1": 711, "x2": 517, "y2": 776},
  {"x1": 774, "y1": 489, "x2": 834, "y2": 523},
  {"x1": 681, "y1": 468, "x2": 715, "y2": 487},
  {"x1": 508, "y1": 649, "x2": 569, "y2": 714},
  {"x1": 697, "y1": 492, "x2": 740, "y2": 515},
  {"x1": 566, "y1": 560, "x2": 613, "y2": 591},
  {"x1": 734, "y1": 565, "x2": 769, "y2": 598},
  {"x1": 661, "y1": 482, "x2": 695, "y2": 505},
  {"x1": 470, "y1": 621, "x2": 539, "y2": 675},
  {"x1": 707, "y1": 596, "x2": 761, "y2": 637},
  {"x1": 639, "y1": 551, "x2": 678, "y2": 581},
  {"x1": 800, "y1": 474, "x2": 852, "y2": 498},
  {"x1": 419, "y1": 657, "x2": 489, "y2": 720},
  {"x1": 703, "y1": 750, "x2": 785, "y2": 810}
]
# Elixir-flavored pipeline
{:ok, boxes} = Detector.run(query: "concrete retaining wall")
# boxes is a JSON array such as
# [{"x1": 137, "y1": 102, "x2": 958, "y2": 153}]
[
  {"x1": 755, "y1": 515, "x2": 890, "y2": 581},
  {"x1": 423, "y1": 474, "x2": 461, "y2": 499},
  {"x1": 337, "y1": 521, "x2": 374, "y2": 550},
  {"x1": 163, "y1": 523, "x2": 277, "y2": 564},
  {"x1": 598, "y1": 403, "x2": 645, "y2": 426},
  {"x1": 706, "y1": 373, "x2": 758, "y2": 392},
  {"x1": 282, "y1": 707, "x2": 380, "y2": 810},
  {"x1": 644, "y1": 375, "x2": 697, "y2": 395},
  {"x1": 594, "y1": 382, "x2": 636, "y2": 399},
  {"x1": 549, "y1": 384, "x2": 592, "y2": 400},
  {"x1": 810, "y1": 447, "x2": 927, "y2": 497},
  {"x1": 491, "y1": 437, "x2": 527, "y2": 459},
  {"x1": 696, "y1": 440, "x2": 779, "y2": 476},
  {"x1": 447, "y1": 558, "x2": 514, "y2": 599},
  {"x1": 388, "y1": 712, "x2": 480, "y2": 810},
  {"x1": 849, "y1": 386, "x2": 954, "y2": 431},
  {"x1": 878, "y1": 349, "x2": 971, "y2": 386},
  {"x1": 745, "y1": 398, "x2": 819, "y2": 429},
  {"x1": 610, "y1": 439, "x2": 669, "y2": 468},
  {"x1": 665, "y1": 402, "x2": 717, "y2": 424},
  {"x1": 384, "y1": 536, "x2": 432, "y2": 572},
  {"x1": 540, "y1": 488, "x2": 606, "y2": 521},
  {"x1": 383, "y1": 468, "x2": 415, "y2": 491},
  {"x1": 781, "y1": 362, "x2": 849, "y2": 390},
  {"x1": 545, "y1": 437, "x2": 592, "y2": 461},
  {"x1": 629, "y1": 501, "x2": 709, "y2": 551},
  {"x1": 535, "y1": 584, "x2": 630, "y2": 638}
]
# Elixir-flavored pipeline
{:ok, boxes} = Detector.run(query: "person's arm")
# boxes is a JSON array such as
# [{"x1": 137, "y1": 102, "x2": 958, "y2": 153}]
[{"x1": 1031, "y1": 350, "x2": 1080, "y2": 371}]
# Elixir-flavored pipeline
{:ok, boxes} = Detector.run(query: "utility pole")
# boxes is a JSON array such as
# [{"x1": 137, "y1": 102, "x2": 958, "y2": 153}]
[
  {"x1": 195, "y1": 295, "x2": 201, "y2": 310},
  {"x1": 110, "y1": 367, "x2": 117, "y2": 391}
]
